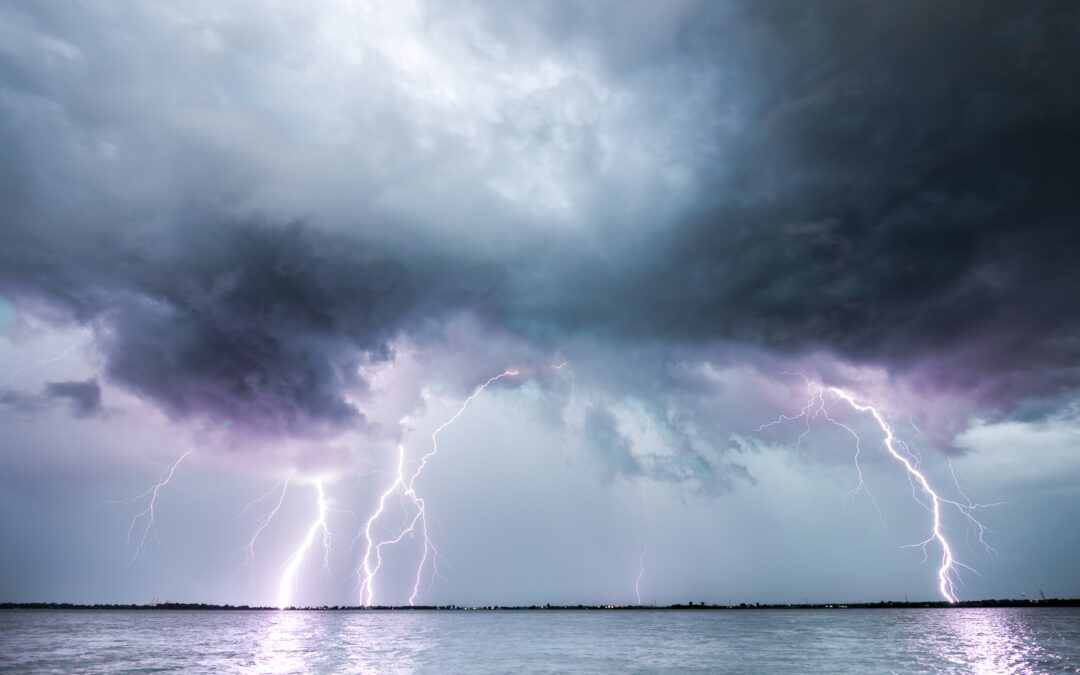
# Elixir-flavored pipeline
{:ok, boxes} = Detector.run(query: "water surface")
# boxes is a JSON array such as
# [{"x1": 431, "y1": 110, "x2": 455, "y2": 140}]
[{"x1": 2, "y1": 608, "x2": 1079, "y2": 673}]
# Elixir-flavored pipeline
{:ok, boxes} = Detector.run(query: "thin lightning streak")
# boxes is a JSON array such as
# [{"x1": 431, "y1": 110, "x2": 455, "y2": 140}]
[
  {"x1": 553, "y1": 361, "x2": 575, "y2": 411},
  {"x1": 756, "y1": 372, "x2": 823, "y2": 458},
  {"x1": 355, "y1": 369, "x2": 518, "y2": 606},
  {"x1": 554, "y1": 361, "x2": 576, "y2": 462},
  {"x1": 238, "y1": 479, "x2": 289, "y2": 519},
  {"x1": 277, "y1": 480, "x2": 329, "y2": 609},
  {"x1": 635, "y1": 485, "x2": 652, "y2": 605},
  {"x1": 125, "y1": 450, "x2": 191, "y2": 568},
  {"x1": 821, "y1": 407, "x2": 885, "y2": 525},
  {"x1": 1, "y1": 335, "x2": 89, "y2": 387},
  {"x1": 946, "y1": 459, "x2": 1003, "y2": 555},
  {"x1": 233, "y1": 480, "x2": 289, "y2": 582},
  {"x1": 759, "y1": 375, "x2": 883, "y2": 520},
  {"x1": 906, "y1": 417, "x2": 930, "y2": 469}
]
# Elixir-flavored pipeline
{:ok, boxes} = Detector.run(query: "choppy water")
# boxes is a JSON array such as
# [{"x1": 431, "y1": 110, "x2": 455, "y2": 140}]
[{"x1": 1, "y1": 608, "x2": 1079, "y2": 673}]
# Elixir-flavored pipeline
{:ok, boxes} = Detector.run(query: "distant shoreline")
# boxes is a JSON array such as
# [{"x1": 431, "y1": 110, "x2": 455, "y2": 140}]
[{"x1": 3, "y1": 599, "x2": 1078, "y2": 611}]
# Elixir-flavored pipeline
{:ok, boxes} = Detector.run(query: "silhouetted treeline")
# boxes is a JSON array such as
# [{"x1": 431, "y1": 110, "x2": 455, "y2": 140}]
[{"x1": 2, "y1": 599, "x2": 1078, "y2": 611}]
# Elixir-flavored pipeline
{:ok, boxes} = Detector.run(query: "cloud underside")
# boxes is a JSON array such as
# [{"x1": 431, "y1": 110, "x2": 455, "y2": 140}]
[{"x1": 1, "y1": 0, "x2": 1078, "y2": 473}]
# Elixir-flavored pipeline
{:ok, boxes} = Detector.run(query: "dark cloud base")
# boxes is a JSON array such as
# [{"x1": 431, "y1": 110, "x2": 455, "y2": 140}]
[{"x1": 2, "y1": 0, "x2": 1078, "y2": 448}]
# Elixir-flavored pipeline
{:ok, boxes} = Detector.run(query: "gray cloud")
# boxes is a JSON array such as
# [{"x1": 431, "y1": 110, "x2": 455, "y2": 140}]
[
  {"x1": 1, "y1": 0, "x2": 1078, "y2": 462},
  {"x1": 44, "y1": 378, "x2": 101, "y2": 417},
  {"x1": 0, "y1": 378, "x2": 101, "y2": 419},
  {"x1": 506, "y1": 0, "x2": 1080, "y2": 411},
  {"x1": 582, "y1": 403, "x2": 641, "y2": 481},
  {"x1": 0, "y1": 388, "x2": 43, "y2": 416},
  {"x1": 0, "y1": 215, "x2": 503, "y2": 439}
]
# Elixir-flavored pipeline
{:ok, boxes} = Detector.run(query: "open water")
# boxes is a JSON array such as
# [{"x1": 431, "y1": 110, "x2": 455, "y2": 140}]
[{"x1": 2, "y1": 607, "x2": 1079, "y2": 673}]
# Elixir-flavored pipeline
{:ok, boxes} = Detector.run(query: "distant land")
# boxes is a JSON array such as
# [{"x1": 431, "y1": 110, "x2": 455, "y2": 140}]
[{"x1": 3, "y1": 599, "x2": 1078, "y2": 611}]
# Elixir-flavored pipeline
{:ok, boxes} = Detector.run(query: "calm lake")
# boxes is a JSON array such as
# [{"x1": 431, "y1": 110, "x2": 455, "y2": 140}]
[{"x1": 2, "y1": 607, "x2": 1079, "y2": 673}]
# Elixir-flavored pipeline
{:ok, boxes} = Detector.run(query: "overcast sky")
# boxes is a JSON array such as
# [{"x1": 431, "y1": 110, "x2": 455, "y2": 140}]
[{"x1": 2, "y1": 0, "x2": 1079, "y2": 607}]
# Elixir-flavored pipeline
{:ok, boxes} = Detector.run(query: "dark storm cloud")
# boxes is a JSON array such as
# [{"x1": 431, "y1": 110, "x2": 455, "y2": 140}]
[
  {"x1": 0, "y1": 379, "x2": 100, "y2": 418},
  {"x1": 0, "y1": 388, "x2": 42, "y2": 416},
  {"x1": 1, "y1": 0, "x2": 1078, "y2": 451},
  {"x1": 0, "y1": 214, "x2": 501, "y2": 438},
  {"x1": 582, "y1": 404, "x2": 641, "y2": 481},
  {"x1": 44, "y1": 378, "x2": 101, "y2": 417},
  {"x1": 511, "y1": 0, "x2": 1080, "y2": 410}
]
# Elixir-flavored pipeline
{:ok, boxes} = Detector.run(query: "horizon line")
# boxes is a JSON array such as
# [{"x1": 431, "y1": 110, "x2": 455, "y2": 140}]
[{"x1": 3, "y1": 598, "x2": 1078, "y2": 611}]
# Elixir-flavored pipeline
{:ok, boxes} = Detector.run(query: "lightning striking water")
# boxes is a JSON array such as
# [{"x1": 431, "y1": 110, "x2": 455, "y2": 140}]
[
  {"x1": 827, "y1": 387, "x2": 964, "y2": 602},
  {"x1": 233, "y1": 480, "x2": 289, "y2": 582},
  {"x1": 277, "y1": 480, "x2": 329, "y2": 609},
  {"x1": 760, "y1": 375, "x2": 996, "y2": 603},
  {"x1": 355, "y1": 369, "x2": 518, "y2": 606},
  {"x1": 125, "y1": 450, "x2": 192, "y2": 567}
]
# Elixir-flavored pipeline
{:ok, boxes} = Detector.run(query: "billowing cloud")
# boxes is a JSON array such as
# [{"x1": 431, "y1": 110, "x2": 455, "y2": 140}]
[
  {"x1": 44, "y1": 378, "x2": 102, "y2": 417},
  {"x1": 1, "y1": 0, "x2": 1078, "y2": 483},
  {"x1": 1, "y1": 378, "x2": 101, "y2": 418}
]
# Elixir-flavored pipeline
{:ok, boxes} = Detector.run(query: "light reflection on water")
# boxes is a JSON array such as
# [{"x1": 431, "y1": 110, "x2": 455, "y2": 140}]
[
  {"x1": 929, "y1": 608, "x2": 1076, "y2": 674},
  {"x1": 2, "y1": 607, "x2": 1079, "y2": 673}
]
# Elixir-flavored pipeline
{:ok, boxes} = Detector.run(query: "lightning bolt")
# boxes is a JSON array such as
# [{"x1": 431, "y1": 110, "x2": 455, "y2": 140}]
[
  {"x1": 125, "y1": 450, "x2": 191, "y2": 568},
  {"x1": 553, "y1": 360, "x2": 575, "y2": 411},
  {"x1": 354, "y1": 444, "x2": 409, "y2": 607},
  {"x1": 233, "y1": 479, "x2": 289, "y2": 582},
  {"x1": 553, "y1": 360, "x2": 576, "y2": 462},
  {"x1": 635, "y1": 485, "x2": 652, "y2": 605},
  {"x1": 946, "y1": 459, "x2": 1002, "y2": 555},
  {"x1": 277, "y1": 479, "x2": 330, "y2": 609},
  {"x1": 1, "y1": 335, "x2": 89, "y2": 387},
  {"x1": 355, "y1": 369, "x2": 518, "y2": 606},
  {"x1": 761, "y1": 375, "x2": 997, "y2": 603}
]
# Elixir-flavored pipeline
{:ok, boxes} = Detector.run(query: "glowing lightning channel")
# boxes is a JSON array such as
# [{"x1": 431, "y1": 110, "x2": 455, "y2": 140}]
[
  {"x1": 233, "y1": 479, "x2": 289, "y2": 582},
  {"x1": 277, "y1": 480, "x2": 329, "y2": 609},
  {"x1": 1, "y1": 335, "x2": 89, "y2": 387},
  {"x1": 553, "y1": 360, "x2": 575, "y2": 412},
  {"x1": 635, "y1": 485, "x2": 652, "y2": 606},
  {"x1": 356, "y1": 369, "x2": 518, "y2": 606},
  {"x1": 125, "y1": 450, "x2": 192, "y2": 568},
  {"x1": 826, "y1": 387, "x2": 965, "y2": 602},
  {"x1": 760, "y1": 376, "x2": 997, "y2": 603},
  {"x1": 553, "y1": 361, "x2": 576, "y2": 463}
]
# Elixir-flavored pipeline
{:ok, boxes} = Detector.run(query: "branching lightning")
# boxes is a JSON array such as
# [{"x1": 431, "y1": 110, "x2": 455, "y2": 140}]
[
  {"x1": 760, "y1": 374, "x2": 998, "y2": 603},
  {"x1": 277, "y1": 480, "x2": 330, "y2": 609},
  {"x1": 355, "y1": 369, "x2": 518, "y2": 606},
  {"x1": 829, "y1": 387, "x2": 966, "y2": 602},
  {"x1": 124, "y1": 450, "x2": 192, "y2": 568},
  {"x1": 233, "y1": 479, "x2": 290, "y2": 582}
]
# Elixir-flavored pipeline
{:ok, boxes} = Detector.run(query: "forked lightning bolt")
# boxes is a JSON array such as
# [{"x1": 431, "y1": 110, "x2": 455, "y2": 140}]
[
  {"x1": 356, "y1": 369, "x2": 518, "y2": 606},
  {"x1": 125, "y1": 450, "x2": 191, "y2": 567},
  {"x1": 277, "y1": 480, "x2": 330, "y2": 608},
  {"x1": 354, "y1": 445, "x2": 414, "y2": 606},
  {"x1": 233, "y1": 479, "x2": 289, "y2": 581},
  {"x1": 760, "y1": 375, "x2": 997, "y2": 603}
]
